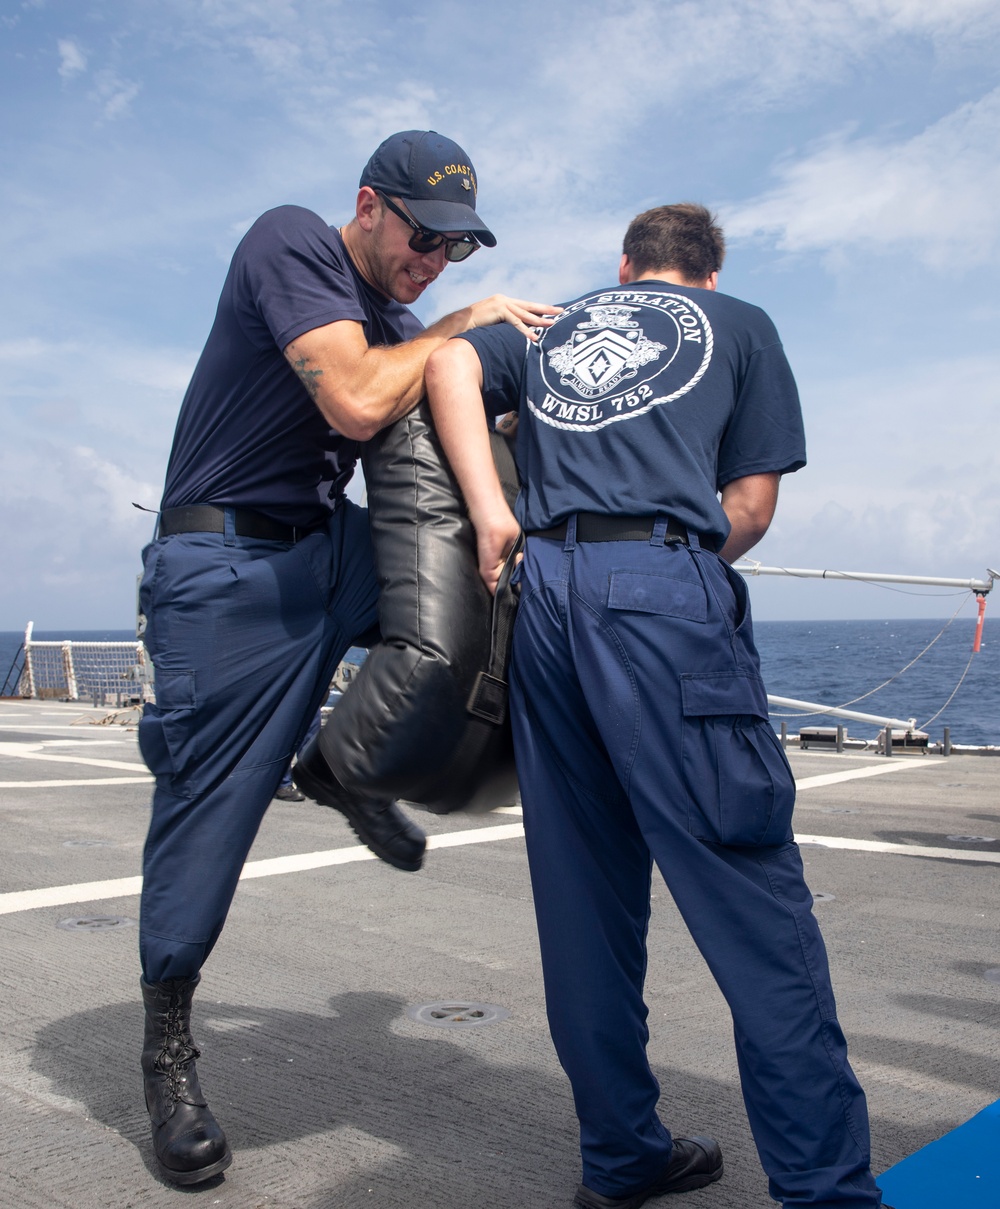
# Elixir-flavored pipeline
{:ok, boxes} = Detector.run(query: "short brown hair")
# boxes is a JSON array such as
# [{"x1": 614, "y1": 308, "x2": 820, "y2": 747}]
[{"x1": 622, "y1": 203, "x2": 725, "y2": 282}]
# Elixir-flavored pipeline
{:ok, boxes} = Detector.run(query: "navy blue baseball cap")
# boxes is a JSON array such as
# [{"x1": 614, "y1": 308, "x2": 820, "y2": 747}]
[{"x1": 359, "y1": 130, "x2": 497, "y2": 247}]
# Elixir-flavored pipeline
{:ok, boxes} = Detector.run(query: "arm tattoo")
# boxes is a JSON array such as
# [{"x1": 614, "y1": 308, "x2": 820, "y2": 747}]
[{"x1": 290, "y1": 355, "x2": 323, "y2": 402}]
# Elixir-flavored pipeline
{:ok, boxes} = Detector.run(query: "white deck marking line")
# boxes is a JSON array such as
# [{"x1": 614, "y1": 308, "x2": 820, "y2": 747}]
[
  {"x1": 469, "y1": 761, "x2": 931, "y2": 819},
  {"x1": 0, "y1": 875, "x2": 144, "y2": 914},
  {"x1": 0, "y1": 745, "x2": 148, "y2": 772},
  {"x1": 3, "y1": 759, "x2": 922, "y2": 793},
  {"x1": 0, "y1": 777, "x2": 153, "y2": 788},
  {"x1": 796, "y1": 834, "x2": 1000, "y2": 863},
  {"x1": 0, "y1": 745, "x2": 938, "y2": 786},
  {"x1": 795, "y1": 761, "x2": 940, "y2": 790},
  {"x1": 0, "y1": 724, "x2": 138, "y2": 732},
  {"x1": 0, "y1": 762, "x2": 964, "y2": 917},
  {"x1": 463, "y1": 809, "x2": 1000, "y2": 864},
  {"x1": 0, "y1": 824, "x2": 529, "y2": 915},
  {"x1": 426, "y1": 823, "x2": 526, "y2": 848},
  {"x1": 0, "y1": 738, "x2": 126, "y2": 746},
  {"x1": 3, "y1": 811, "x2": 993, "y2": 918},
  {"x1": 237, "y1": 824, "x2": 527, "y2": 880}
]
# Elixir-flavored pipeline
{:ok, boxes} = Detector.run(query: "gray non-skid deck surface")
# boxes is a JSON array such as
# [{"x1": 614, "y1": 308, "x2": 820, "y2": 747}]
[{"x1": 1, "y1": 699, "x2": 998, "y2": 1208}]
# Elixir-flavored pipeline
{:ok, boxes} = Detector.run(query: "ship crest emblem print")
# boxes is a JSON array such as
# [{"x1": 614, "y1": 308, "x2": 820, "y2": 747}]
[
  {"x1": 546, "y1": 305, "x2": 663, "y2": 397},
  {"x1": 531, "y1": 292, "x2": 713, "y2": 432}
]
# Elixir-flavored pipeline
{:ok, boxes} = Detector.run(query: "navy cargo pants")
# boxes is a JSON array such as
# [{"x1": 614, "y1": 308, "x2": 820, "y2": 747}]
[
  {"x1": 509, "y1": 518, "x2": 883, "y2": 1208},
  {"x1": 137, "y1": 502, "x2": 378, "y2": 983}
]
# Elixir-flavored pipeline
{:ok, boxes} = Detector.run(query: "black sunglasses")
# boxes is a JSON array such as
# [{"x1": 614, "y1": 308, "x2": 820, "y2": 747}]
[{"x1": 379, "y1": 194, "x2": 480, "y2": 263}]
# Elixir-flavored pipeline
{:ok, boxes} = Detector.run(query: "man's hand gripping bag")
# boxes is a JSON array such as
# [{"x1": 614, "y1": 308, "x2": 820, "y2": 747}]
[{"x1": 315, "y1": 399, "x2": 520, "y2": 813}]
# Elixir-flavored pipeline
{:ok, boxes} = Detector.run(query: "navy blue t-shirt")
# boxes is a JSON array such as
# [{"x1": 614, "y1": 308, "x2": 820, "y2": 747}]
[
  {"x1": 162, "y1": 205, "x2": 424, "y2": 528},
  {"x1": 460, "y1": 281, "x2": 806, "y2": 550}
]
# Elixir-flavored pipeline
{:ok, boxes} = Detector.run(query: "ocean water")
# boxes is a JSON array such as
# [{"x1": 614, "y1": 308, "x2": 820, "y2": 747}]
[
  {"x1": 2, "y1": 619, "x2": 997, "y2": 747},
  {"x1": 754, "y1": 618, "x2": 998, "y2": 748}
]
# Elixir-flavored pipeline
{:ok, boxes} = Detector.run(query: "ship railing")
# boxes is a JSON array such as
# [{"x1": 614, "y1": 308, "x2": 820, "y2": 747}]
[
  {"x1": 7, "y1": 623, "x2": 365, "y2": 708},
  {"x1": 10, "y1": 622, "x2": 154, "y2": 705}
]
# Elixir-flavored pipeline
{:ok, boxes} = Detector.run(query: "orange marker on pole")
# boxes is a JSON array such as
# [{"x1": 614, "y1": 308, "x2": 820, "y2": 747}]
[{"x1": 973, "y1": 594, "x2": 987, "y2": 653}]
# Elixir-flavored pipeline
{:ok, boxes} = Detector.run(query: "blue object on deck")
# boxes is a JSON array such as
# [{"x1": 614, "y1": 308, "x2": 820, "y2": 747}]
[{"x1": 878, "y1": 1099, "x2": 1000, "y2": 1207}]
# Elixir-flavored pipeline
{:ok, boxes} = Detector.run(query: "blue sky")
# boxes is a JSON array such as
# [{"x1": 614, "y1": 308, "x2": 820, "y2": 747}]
[{"x1": 2, "y1": 0, "x2": 999, "y2": 627}]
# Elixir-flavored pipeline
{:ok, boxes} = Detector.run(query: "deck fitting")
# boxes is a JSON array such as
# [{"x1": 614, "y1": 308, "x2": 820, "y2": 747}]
[
  {"x1": 945, "y1": 835, "x2": 996, "y2": 844},
  {"x1": 57, "y1": 915, "x2": 135, "y2": 931},
  {"x1": 407, "y1": 1001, "x2": 510, "y2": 1028}
]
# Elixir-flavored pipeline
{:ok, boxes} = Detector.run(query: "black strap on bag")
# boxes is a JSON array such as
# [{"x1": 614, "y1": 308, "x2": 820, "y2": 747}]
[{"x1": 466, "y1": 530, "x2": 523, "y2": 726}]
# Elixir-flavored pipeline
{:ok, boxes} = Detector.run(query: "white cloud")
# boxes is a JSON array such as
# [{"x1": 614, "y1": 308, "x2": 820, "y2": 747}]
[
  {"x1": 191, "y1": 0, "x2": 302, "y2": 29},
  {"x1": 0, "y1": 335, "x2": 195, "y2": 471},
  {"x1": 0, "y1": 337, "x2": 51, "y2": 360},
  {"x1": 723, "y1": 87, "x2": 1000, "y2": 269},
  {"x1": 241, "y1": 34, "x2": 304, "y2": 73},
  {"x1": 536, "y1": 0, "x2": 1000, "y2": 124},
  {"x1": 0, "y1": 333, "x2": 195, "y2": 627},
  {"x1": 758, "y1": 353, "x2": 1000, "y2": 584},
  {"x1": 0, "y1": 438, "x2": 157, "y2": 628},
  {"x1": 342, "y1": 84, "x2": 442, "y2": 152},
  {"x1": 869, "y1": 0, "x2": 1000, "y2": 32},
  {"x1": 8, "y1": 1, "x2": 998, "y2": 288},
  {"x1": 92, "y1": 70, "x2": 140, "y2": 120},
  {"x1": 0, "y1": 335, "x2": 194, "y2": 395},
  {"x1": 57, "y1": 38, "x2": 86, "y2": 79},
  {"x1": 72, "y1": 444, "x2": 160, "y2": 521}
]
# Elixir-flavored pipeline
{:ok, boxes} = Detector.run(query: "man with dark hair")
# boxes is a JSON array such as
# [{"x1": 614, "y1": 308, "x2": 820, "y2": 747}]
[
  {"x1": 622, "y1": 203, "x2": 725, "y2": 282},
  {"x1": 137, "y1": 129, "x2": 557, "y2": 1186},
  {"x1": 424, "y1": 206, "x2": 890, "y2": 1208}
]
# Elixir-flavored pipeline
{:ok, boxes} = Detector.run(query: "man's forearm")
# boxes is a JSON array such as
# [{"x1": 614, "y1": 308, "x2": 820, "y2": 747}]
[
  {"x1": 425, "y1": 340, "x2": 521, "y2": 592},
  {"x1": 718, "y1": 472, "x2": 780, "y2": 562},
  {"x1": 286, "y1": 296, "x2": 559, "y2": 443}
]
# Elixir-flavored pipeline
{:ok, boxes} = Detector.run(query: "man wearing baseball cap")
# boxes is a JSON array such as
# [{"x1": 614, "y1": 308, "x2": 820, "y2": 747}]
[{"x1": 136, "y1": 129, "x2": 556, "y2": 1186}]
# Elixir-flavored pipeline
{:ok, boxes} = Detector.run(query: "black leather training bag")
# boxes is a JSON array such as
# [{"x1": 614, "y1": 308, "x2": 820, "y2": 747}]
[{"x1": 316, "y1": 399, "x2": 520, "y2": 813}]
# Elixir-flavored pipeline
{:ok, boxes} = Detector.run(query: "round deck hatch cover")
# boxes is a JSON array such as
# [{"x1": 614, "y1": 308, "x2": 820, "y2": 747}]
[
  {"x1": 57, "y1": 915, "x2": 135, "y2": 931},
  {"x1": 407, "y1": 1001, "x2": 510, "y2": 1028}
]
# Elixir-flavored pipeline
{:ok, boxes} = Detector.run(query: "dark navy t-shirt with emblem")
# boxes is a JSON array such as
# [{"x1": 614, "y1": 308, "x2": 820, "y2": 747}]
[
  {"x1": 162, "y1": 205, "x2": 424, "y2": 528},
  {"x1": 459, "y1": 280, "x2": 806, "y2": 550}
]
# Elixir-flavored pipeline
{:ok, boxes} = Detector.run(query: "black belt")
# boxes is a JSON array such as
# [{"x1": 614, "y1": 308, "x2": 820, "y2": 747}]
[
  {"x1": 158, "y1": 505, "x2": 318, "y2": 543},
  {"x1": 527, "y1": 513, "x2": 691, "y2": 544}
]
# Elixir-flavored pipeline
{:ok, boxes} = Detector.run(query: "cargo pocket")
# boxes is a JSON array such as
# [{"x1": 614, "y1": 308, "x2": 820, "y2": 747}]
[
  {"x1": 680, "y1": 670, "x2": 794, "y2": 847},
  {"x1": 137, "y1": 670, "x2": 197, "y2": 792}
]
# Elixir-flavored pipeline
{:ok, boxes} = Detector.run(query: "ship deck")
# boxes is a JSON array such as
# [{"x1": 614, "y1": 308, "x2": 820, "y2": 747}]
[{"x1": 1, "y1": 697, "x2": 998, "y2": 1208}]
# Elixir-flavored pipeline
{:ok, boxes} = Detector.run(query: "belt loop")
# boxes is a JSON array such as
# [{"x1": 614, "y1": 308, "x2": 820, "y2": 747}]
[
  {"x1": 223, "y1": 506, "x2": 237, "y2": 547},
  {"x1": 686, "y1": 528, "x2": 701, "y2": 550},
  {"x1": 650, "y1": 516, "x2": 669, "y2": 547},
  {"x1": 563, "y1": 514, "x2": 578, "y2": 552}
]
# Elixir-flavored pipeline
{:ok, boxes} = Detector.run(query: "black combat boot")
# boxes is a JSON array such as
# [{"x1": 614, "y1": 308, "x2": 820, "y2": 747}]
[
  {"x1": 140, "y1": 975, "x2": 232, "y2": 1185},
  {"x1": 293, "y1": 735, "x2": 426, "y2": 871}
]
